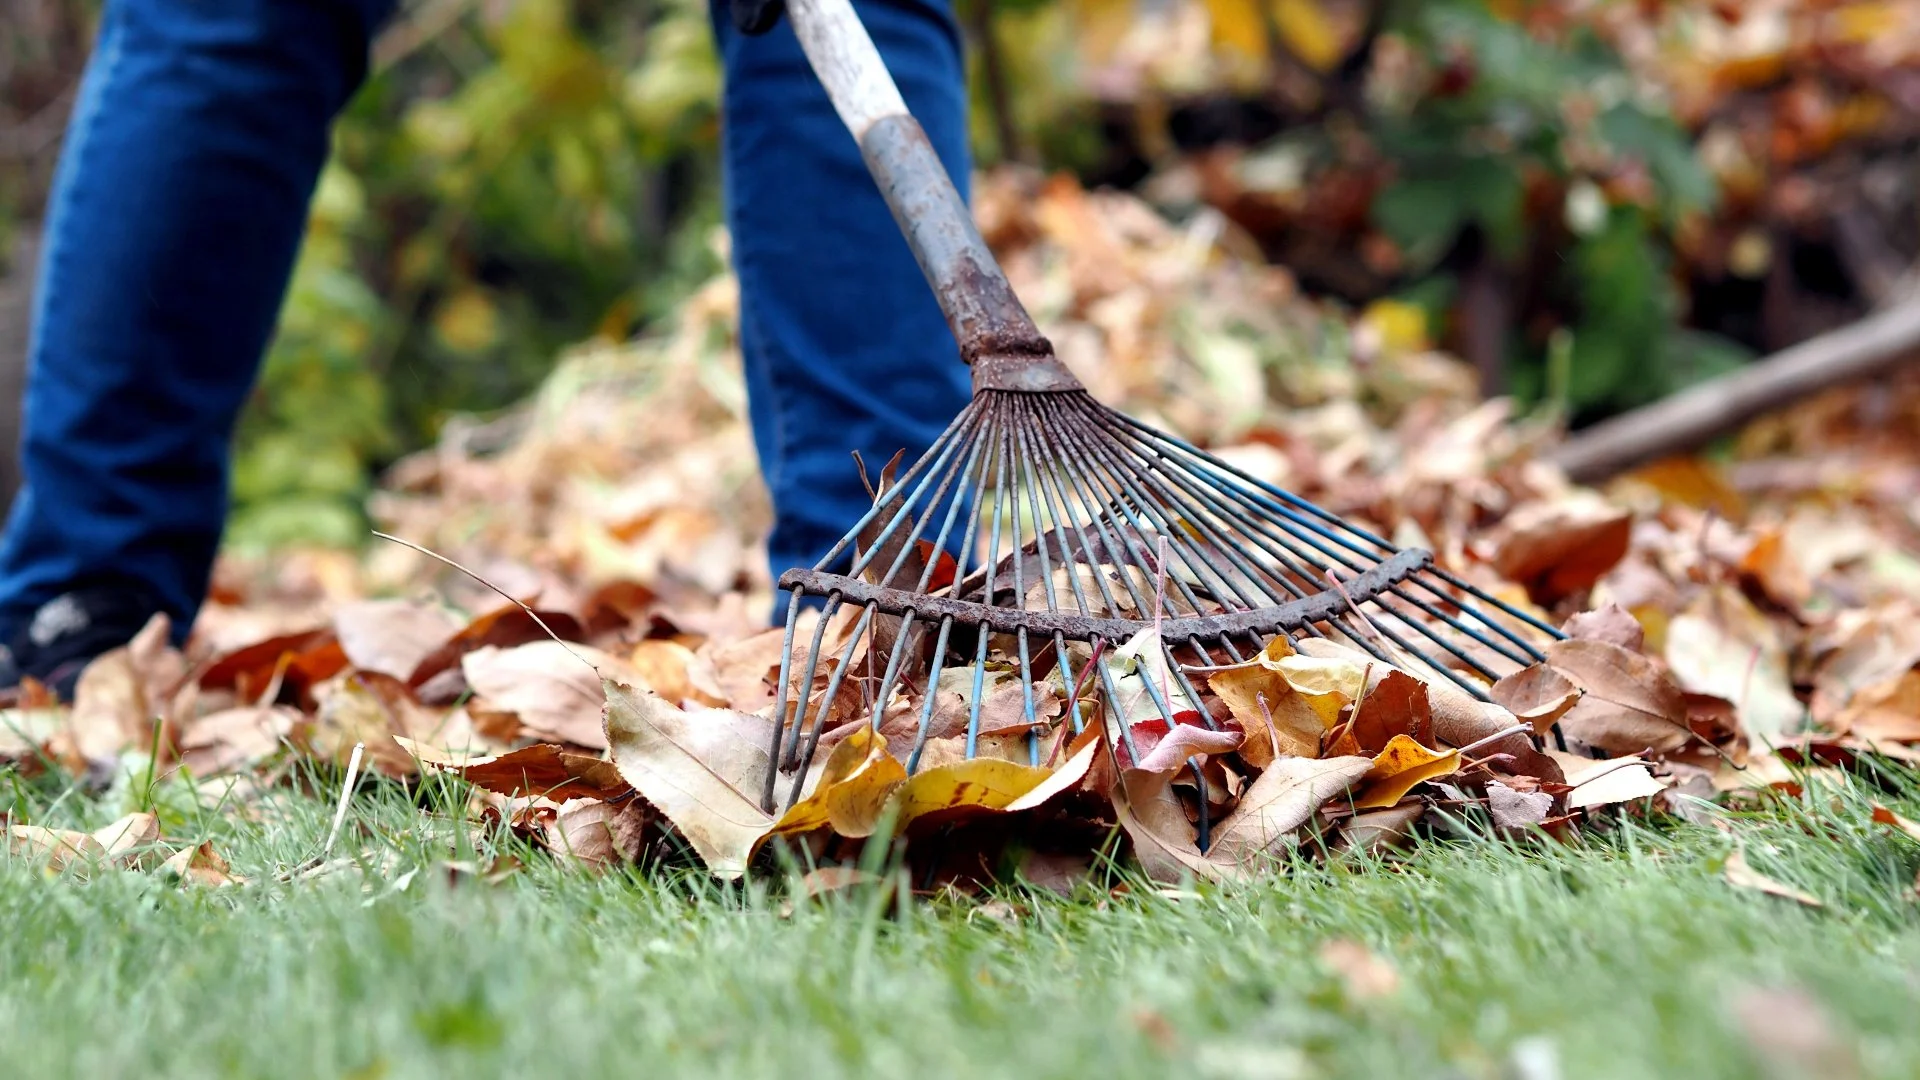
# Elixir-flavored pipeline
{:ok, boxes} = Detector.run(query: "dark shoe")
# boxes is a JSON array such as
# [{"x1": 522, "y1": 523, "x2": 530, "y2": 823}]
[{"x1": 0, "y1": 584, "x2": 164, "y2": 700}]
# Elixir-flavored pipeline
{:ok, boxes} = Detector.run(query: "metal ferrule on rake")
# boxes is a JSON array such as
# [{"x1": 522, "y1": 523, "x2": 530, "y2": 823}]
[{"x1": 766, "y1": 0, "x2": 1565, "y2": 821}]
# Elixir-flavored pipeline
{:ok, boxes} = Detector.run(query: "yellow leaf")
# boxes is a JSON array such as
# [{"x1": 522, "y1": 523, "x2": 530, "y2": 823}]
[
  {"x1": 1201, "y1": 0, "x2": 1268, "y2": 58},
  {"x1": 1358, "y1": 299, "x2": 1430, "y2": 354},
  {"x1": 1204, "y1": 637, "x2": 1325, "y2": 766},
  {"x1": 766, "y1": 726, "x2": 906, "y2": 841},
  {"x1": 432, "y1": 287, "x2": 500, "y2": 354},
  {"x1": 1202, "y1": 0, "x2": 1341, "y2": 70},
  {"x1": 1273, "y1": 0, "x2": 1340, "y2": 71},
  {"x1": 885, "y1": 757, "x2": 1055, "y2": 831},
  {"x1": 1275, "y1": 654, "x2": 1365, "y2": 725},
  {"x1": 1353, "y1": 735, "x2": 1460, "y2": 809}
]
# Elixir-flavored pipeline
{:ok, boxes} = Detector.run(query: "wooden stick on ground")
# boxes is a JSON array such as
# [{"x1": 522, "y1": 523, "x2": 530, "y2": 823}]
[{"x1": 1549, "y1": 301, "x2": 1920, "y2": 484}]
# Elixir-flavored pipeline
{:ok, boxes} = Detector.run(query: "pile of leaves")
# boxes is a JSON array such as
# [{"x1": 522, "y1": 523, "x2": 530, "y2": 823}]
[{"x1": 6, "y1": 168, "x2": 1920, "y2": 895}]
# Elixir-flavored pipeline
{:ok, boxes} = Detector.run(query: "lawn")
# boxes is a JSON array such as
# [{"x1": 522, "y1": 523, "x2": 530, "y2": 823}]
[{"x1": 4, "y1": 762, "x2": 1919, "y2": 1079}]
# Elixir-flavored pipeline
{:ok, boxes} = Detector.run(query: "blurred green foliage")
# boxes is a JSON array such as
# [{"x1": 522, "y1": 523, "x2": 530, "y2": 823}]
[
  {"x1": 1368, "y1": 1, "x2": 1746, "y2": 415},
  {"x1": 230, "y1": 0, "x2": 725, "y2": 550}
]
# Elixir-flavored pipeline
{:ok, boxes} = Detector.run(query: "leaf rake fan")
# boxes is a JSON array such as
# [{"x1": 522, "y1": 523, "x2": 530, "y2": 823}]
[{"x1": 766, "y1": 0, "x2": 1563, "y2": 816}]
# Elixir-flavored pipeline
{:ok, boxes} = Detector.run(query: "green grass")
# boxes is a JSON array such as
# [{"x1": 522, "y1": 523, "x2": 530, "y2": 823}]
[{"x1": 4, "y1": 762, "x2": 1920, "y2": 1079}]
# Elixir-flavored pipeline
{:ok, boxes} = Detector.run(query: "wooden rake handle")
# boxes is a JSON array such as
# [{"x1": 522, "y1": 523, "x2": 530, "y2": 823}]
[{"x1": 785, "y1": 0, "x2": 1079, "y2": 392}]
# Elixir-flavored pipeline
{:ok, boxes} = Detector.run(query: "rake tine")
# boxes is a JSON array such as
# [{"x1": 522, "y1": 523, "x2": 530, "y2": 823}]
[
  {"x1": 1428, "y1": 567, "x2": 1560, "y2": 649},
  {"x1": 964, "y1": 396, "x2": 1018, "y2": 759},
  {"x1": 997, "y1": 402, "x2": 1042, "y2": 762},
  {"x1": 764, "y1": 590, "x2": 808, "y2": 812},
  {"x1": 868, "y1": 608, "x2": 921, "y2": 731},
  {"x1": 787, "y1": 602, "x2": 878, "y2": 808},
  {"x1": 1038, "y1": 398, "x2": 1254, "y2": 692},
  {"x1": 782, "y1": 593, "x2": 842, "y2": 769},
  {"x1": 1035, "y1": 396, "x2": 1214, "y2": 618},
  {"x1": 822, "y1": 401, "x2": 980, "y2": 576},
  {"x1": 1015, "y1": 397, "x2": 1097, "y2": 736},
  {"x1": 1036, "y1": 398, "x2": 1254, "y2": 683},
  {"x1": 908, "y1": 614, "x2": 957, "y2": 774}
]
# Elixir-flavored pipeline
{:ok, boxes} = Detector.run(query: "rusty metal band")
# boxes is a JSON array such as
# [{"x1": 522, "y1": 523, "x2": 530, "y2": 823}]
[
  {"x1": 858, "y1": 115, "x2": 1082, "y2": 393},
  {"x1": 779, "y1": 548, "x2": 1435, "y2": 641}
]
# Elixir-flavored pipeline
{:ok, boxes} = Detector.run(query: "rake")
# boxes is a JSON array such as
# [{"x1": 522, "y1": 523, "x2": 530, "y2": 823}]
[{"x1": 764, "y1": 0, "x2": 1563, "y2": 817}]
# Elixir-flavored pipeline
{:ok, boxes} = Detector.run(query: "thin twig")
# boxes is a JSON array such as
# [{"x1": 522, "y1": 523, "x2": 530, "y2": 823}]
[
  {"x1": 1454, "y1": 723, "x2": 1531, "y2": 757},
  {"x1": 371, "y1": 530, "x2": 597, "y2": 673}
]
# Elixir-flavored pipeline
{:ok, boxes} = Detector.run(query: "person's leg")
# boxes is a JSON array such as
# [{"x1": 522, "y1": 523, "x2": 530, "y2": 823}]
[
  {"x1": 0, "y1": 0, "x2": 396, "y2": 686},
  {"x1": 713, "y1": 0, "x2": 975, "y2": 594}
]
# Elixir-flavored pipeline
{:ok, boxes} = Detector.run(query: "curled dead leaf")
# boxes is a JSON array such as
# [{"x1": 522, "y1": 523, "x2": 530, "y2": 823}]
[
  {"x1": 602, "y1": 680, "x2": 774, "y2": 880},
  {"x1": 1353, "y1": 735, "x2": 1460, "y2": 810},
  {"x1": 162, "y1": 841, "x2": 240, "y2": 887},
  {"x1": 764, "y1": 725, "x2": 907, "y2": 843},
  {"x1": 1210, "y1": 755, "x2": 1373, "y2": 866},
  {"x1": 401, "y1": 738, "x2": 632, "y2": 803},
  {"x1": 1544, "y1": 638, "x2": 1692, "y2": 757},
  {"x1": 1486, "y1": 780, "x2": 1554, "y2": 830}
]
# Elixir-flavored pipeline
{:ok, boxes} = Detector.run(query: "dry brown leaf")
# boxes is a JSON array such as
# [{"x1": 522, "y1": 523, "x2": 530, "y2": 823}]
[
  {"x1": 697, "y1": 628, "x2": 789, "y2": 713},
  {"x1": 602, "y1": 680, "x2": 774, "y2": 879},
  {"x1": 1544, "y1": 638, "x2": 1692, "y2": 757},
  {"x1": 1016, "y1": 849, "x2": 1095, "y2": 895},
  {"x1": 1210, "y1": 755, "x2": 1373, "y2": 865},
  {"x1": 1424, "y1": 678, "x2": 1565, "y2": 784},
  {"x1": 405, "y1": 606, "x2": 588, "y2": 692},
  {"x1": 1664, "y1": 586, "x2": 1803, "y2": 746},
  {"x1": 89, "y1": 812, "x2": 160, "y2": 868},
  {"x1": 162, "y1": 841, "x2": 240, "y2": 887},
  {"x1": 332, "y1": 599, "x2": 462, "y2": 681},
  {"x1": 1560, "y1": 604, "x2": 1646, "y2": 651},
  {"x1": 178, "y1": 705, "x2": 299, "y2": 776},
  {"x1": 1203, "y1": 637, "x2": 1327, "y2": 765},
  {"x1": 1489, "y1": 497, "x2": 1632, "y2": 605},
  {"x1": 1350, "y1": 669, "x2": 1432, "y2": 753},
  {"x1": 402, "y1": 739, "x2": 632, "y2": 802},
  {"x1": 1489, "y1": 663, "x2": 1583, "y2": 736},
  {"x1": 1486, "y1": 780, "x2": 1554, "y2": 829},
  {"x1": 197, "y1": 627, "x2": 342, "y2": 703},
  {"x1": 6, "y1": 824, "x2": 106, "y2": 872},
  {"x1": 1292, "y1": 635, "x2": 1564, "y2": 782},
  {"x1": 1833, "y1": 671, "x2": 1920, "y2": 745},
  {"x1": 630, "y1": 639, "x2": 726, "y2": 708},
  {"x1": 543, "y1": 799, "x2": 653, "y2": 867},
  {"x1": 1111, "y1": 768, "x2": 1228, "y2": 883},
  {"x1": 302, "y1": 672, "x2": 482, "y2": 776},
  {"x1": 462, "y1": 641, "x2": 638, "y2": 749},
  {"x1": 1333, "y1": 802, "x2": 1426, "y2": 854},
  {"x1": 1354, "y1": 736, "x2": 1460, "y2": 809},
  {"x1": 68, "y1": 614, "x2": 186, "y2": 765},
  {"x1": 1724, "y1": 847, "x2": 1822, "y2": 907}
]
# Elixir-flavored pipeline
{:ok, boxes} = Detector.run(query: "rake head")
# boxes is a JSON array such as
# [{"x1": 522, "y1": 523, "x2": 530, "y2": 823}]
[
  {"x1": 763, "y1": 381, "x2": 1564, "y2": 813},
  {"x1": 766, "y1": 0, "x2": 1564, "y2": 815}
]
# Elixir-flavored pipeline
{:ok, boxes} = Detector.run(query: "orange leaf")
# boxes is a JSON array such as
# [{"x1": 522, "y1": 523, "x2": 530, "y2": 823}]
[{"x1": 1353, "y1": 735, "x2": 1460, "y2": 810}]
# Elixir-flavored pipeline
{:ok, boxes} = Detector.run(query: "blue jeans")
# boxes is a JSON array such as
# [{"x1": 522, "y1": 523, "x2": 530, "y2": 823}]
[{"x1": 0, "y1": 0, "x2": 972, "y2": 636}]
